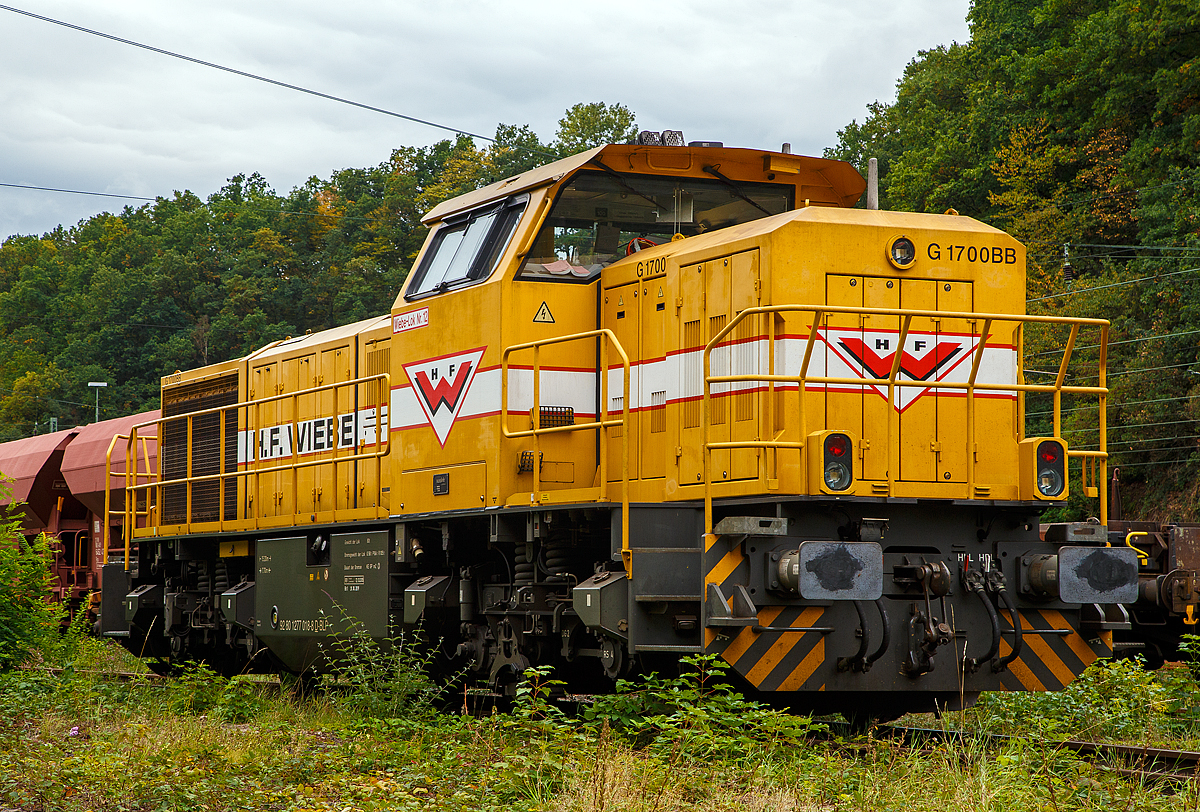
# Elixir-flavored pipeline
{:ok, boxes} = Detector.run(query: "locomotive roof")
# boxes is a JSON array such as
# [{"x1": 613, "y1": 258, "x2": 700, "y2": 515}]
[
  {"x1": 420, "y1": 144, "x2": 866, "y2": 224},
  {"x1": 244, "y1": 314, "x2": 392, "y2": 362},
  {"x1": 594, "y1": 202, "x2": 1015, "y2": 283}
]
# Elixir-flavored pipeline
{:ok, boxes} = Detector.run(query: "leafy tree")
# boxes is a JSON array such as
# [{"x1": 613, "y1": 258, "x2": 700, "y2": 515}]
[
  {"x1": 0, "y1": 102, "x2": 639, "y2": 441},
  {"x1": 553, "y1": 102, "x2": 638, "y2": 156},
  {"x1": 826, "y1": 0, "x2": 1200, "y2": 517}
]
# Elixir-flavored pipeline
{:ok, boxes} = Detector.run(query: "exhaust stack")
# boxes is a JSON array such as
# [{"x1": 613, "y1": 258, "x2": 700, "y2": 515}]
[{"x1": 867, "y1": 157, "x2": 879, "y2": 210}]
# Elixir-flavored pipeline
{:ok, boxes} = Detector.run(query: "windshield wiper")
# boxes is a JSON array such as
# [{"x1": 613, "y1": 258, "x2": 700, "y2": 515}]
[
  {"x1": 587, "y1": 158, "x2": 667, "y2": 213},
  {"x1": 702, "y1": 165, "x2": 774, "y2": 217}
]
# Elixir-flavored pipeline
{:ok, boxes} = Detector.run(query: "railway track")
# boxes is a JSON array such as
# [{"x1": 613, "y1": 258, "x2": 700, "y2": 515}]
[
  {"x1": 869, "y1": 725, "x2": 1200, "y2": 784},
  {"x1": 25, "y1": 666, "x2": 282, "y2": 685},
  {"x1": 32, "y1": 666, "x2": 169, "y2": 681}
]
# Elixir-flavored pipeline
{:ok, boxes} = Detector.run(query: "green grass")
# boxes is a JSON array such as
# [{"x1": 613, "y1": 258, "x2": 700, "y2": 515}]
[{"x1": 2, "y1": 640, "x2": 1200, "y2": 811}]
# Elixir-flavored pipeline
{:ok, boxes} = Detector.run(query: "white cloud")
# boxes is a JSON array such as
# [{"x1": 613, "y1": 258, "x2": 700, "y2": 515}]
[{"x1": 0, "y1": 0, "x2": 969, "y2": 241}]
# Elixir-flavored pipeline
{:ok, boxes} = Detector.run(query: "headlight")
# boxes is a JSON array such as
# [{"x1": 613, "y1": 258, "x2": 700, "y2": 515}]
[
  {"x1": 1035, "y1": 439, "x2": 1066, "y2": 497},
  {"x1": 1019, "y1": 437, "x2": 1068, "y2": 500},
  {"x1": 824, "y1": 461, "x2": 852, "y2": 490},
  {"x1": 887, "y1": 235, "x2": 917, "y2": 269},
  {"x1": 810, "y1": 430, "x2": 856, "y2": 494},
  {"x1": 823, "y1": 432, "x2": 853, "y2": 491},
  {"x1": 1037, "y1": 468, "x2": 1064, "y2": 497}
]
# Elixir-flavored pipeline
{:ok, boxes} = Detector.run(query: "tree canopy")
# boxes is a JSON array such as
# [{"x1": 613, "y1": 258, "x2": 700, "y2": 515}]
[
  {"x1": 0, "y1": 102, "x2": 637, "y2": 440},
  {"x1": 826, "y1": 0, "x2": 1200, "y2": 517}
]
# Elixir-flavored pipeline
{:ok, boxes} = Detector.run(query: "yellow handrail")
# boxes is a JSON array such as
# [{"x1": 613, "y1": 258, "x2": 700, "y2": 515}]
[
  {"x1": 701, "y1": 304, "x2": 1110, "y2": 535},
  {"x1": 109, "y1": 372, "x2": 390, "y2": 550},
  {"x1": 501, "y1": 329, "x2": 631, "y2": 574},
  {"x1": 104, "y1": 431, "x2": 158, "y2": 571}
]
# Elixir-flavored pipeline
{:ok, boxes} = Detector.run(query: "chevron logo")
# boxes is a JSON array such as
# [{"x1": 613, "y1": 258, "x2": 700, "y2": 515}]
[
  {"x1": 821, "y1": 328, "x2": 980, "y2": 412},
  {"x1": 403, "y1": 347, "x2": 486, "y2": 446}
]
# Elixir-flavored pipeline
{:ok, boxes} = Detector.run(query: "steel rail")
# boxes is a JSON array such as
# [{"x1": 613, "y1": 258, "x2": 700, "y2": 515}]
[{"x1": 868, "y1": 725, "x2": 1200, "y2": 783}]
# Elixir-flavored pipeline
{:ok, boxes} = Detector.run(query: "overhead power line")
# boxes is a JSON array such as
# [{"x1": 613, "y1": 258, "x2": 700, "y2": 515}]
[
  {"x1": 1022, "y1": 358, "x2": 1200, "y2": 385},
  {"x1": 1076, "y1": 435, "x2": 1200, "y2": 450},
  {"x1": 1027, "y1": 394, "x2": 1199, "y2": 417},
  {"x1": 0, "y1": 182, "x2": 154, "y2": 201},
  {"x1": 0, "y1": 181, "x2": 401, "y2": 227},
  {"x1": 1111, "y1": 457, "x2": 1195, "y2": 469},
  {"x1": 1028, "y1": 240, "x2": 1200, "y2": 254},
  {"x1": 0, "y1": 5, "x2": 557, "y2": 160},
  {"x1": 0, "y1": 386, "x2": 96, "y2": 410},
  {"x1": 1104, "y1": 443, "x2": 1200, "y2": 455},
  {"x1": 1028, "y1": 359, "x2": 1200, "y2": 384},
  {"x1": 1082, "y1": 360, "x2": 1200, "y2": 381},
  {"x1": 1061, "y1": 417, "x2": 1199, "y2": 435},
  {"x1": 1029, "y1": 247, "x2": 1200, "y2": 265},
  {"x1": 1025, "y1": 328, "x2": 1200, "y2": 359},
  {"x1": 1027, "y1": 266, "x2": 1200, "y2": 303}
]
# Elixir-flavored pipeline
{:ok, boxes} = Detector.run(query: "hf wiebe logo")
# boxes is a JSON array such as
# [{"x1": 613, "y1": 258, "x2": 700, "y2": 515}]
[
  {"x1": 821, "y1": 328, "x2": 980, "y2": 411},
  {"x1": 402, "y1": 347, "x2": 486, "y2": 446}
]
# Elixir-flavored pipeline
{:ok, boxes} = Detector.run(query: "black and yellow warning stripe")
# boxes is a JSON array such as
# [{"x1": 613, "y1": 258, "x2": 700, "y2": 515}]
[
  {"x1": 996, "y1": 608, "x2": 1112, "y2": 692},
  {"x1": 704, "y1": 533, "x2": 827, "y2": 691},
  {"x1": 709, "y1": 605, "x2": 828, "y2": 691}
]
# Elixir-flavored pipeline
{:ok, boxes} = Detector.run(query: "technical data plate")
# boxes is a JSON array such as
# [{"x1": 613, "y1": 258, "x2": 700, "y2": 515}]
[
  {"x1": 332, "y1": 531, "x2": 390, "y2": 636},
  {"x1": 797, "y1": 541, "x2": 883, "y2": 601},
  {"x1": 1058, "y1": 546, "x2": 1139, "y2": 605}
]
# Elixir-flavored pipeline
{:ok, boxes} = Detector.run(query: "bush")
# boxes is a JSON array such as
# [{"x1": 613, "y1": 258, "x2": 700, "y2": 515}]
[
  {"x1": 0, "y1": 483, "x2": 60, "y2": 669},
  {"x1": 215, "y1": 675, "x2": 266, "y2": 723},
  {"x1": 968, "y1": 657, "x2": 1172, "y2": 740},
  {"x1": 584, "y1": 654, "x2": 824, "y2": 764},
  {"x1": 171, "y1": 661, "x2": 226, "y2": 715}
]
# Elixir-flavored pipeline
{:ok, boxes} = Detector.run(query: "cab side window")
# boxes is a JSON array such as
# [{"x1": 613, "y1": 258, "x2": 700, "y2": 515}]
[{"x1": 406, "y1": 194, "x2": 527, "y2": 299}]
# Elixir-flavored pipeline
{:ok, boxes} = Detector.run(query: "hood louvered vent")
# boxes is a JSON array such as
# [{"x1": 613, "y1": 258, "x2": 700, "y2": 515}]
[{"x1": 162, "y1": 374, "x2": 239, "y2": 524}]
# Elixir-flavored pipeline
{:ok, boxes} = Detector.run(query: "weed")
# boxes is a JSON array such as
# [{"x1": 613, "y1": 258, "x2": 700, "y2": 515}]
[
  {"x1": 172, "y1": 661, "x2": 227, "y2": 715},
  {"x1": 215, "y1": 675, "x2": 265, "y2": 723},
  {"x1": 967, "y1": 657, "x2": 1174, "y2": 740},
  {"x1": 513, "y1": 664, "x2": 568, "y2": 725},
  {"x1": 316, "y1": 603, "x2": 444, "y2": 719}
]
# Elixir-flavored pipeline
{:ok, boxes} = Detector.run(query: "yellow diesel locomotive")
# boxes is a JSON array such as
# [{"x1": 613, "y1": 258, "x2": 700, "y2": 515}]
[{"x1": 106, "y1": 138, "x2": 1137, "y2": 716}]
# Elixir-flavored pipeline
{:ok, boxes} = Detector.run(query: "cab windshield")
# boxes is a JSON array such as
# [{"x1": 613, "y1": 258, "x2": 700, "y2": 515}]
[{"x1": 520, "y1": 169, "x2": 794, "y2": 281}]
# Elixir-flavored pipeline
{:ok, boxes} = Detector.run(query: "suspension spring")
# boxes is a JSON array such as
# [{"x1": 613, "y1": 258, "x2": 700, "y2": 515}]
[{"x1": 513, "y1": 543, "x2": 535, "y2": 584}]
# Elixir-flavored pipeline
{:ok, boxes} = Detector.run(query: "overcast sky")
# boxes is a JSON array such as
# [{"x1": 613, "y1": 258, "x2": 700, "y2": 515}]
[{"x1": 0, "y1": 1, "x2": 970, "y2": 242}]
